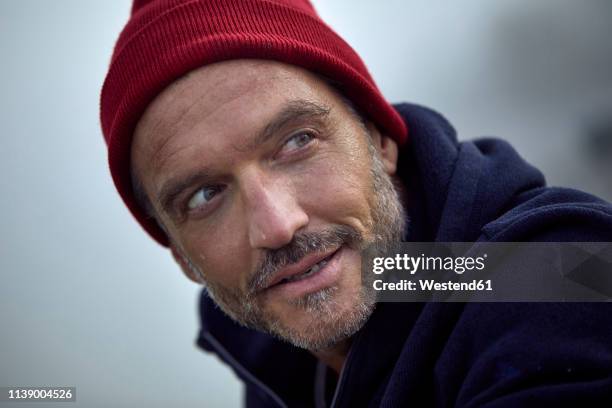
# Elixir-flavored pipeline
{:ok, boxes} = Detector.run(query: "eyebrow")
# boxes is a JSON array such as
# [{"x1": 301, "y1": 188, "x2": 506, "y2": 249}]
[
  {"x1": 245, "y1": 99, "x2": 331, "y2": 151},
  {"x1": 156, "y1": 99, "x2": 331, "y2": 216}
]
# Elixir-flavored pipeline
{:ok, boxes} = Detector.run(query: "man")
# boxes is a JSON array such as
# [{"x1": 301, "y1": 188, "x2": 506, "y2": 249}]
[{"x1": 100, "y1": 0, "x2": 612, "y2": 406}]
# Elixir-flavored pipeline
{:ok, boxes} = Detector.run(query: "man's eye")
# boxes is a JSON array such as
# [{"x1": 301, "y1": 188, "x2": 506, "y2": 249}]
[
  {"x1": 282, "y1": 131, "x2": 315, "y2": 152},
  {"x1": 187, "y1": 186, "x2": 223, "y2": 210}
]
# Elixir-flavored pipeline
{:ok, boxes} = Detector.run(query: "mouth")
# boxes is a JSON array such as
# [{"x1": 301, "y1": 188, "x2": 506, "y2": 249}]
[
  {"x1": 263, "y1": 246, "x2": 344, "y2": 298},
  {"x1": 278, "y1": 252, "x2": 335, "y2": 284}
]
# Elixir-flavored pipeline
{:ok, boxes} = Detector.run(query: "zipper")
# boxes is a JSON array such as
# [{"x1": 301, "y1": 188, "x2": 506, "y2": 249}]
[
  {"x1": 329, "y1": 338, "x2": 358, "y2": 408},
  {"x1": 202, "y1": 331, "x2": 288, "y2": 408}
]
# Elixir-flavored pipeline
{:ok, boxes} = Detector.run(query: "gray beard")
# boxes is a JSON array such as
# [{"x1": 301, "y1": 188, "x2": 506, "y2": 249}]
[{"x1": 180, "y1": 139, "x2": 407, "y2": 351}]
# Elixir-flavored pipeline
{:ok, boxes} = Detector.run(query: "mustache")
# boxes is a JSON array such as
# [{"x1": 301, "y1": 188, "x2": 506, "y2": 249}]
[{"x1": 248, "y1": 225, "x2": 362, "y2": 294}]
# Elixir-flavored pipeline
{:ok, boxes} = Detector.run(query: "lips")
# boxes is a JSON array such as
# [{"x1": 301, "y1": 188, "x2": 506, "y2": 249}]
[{"x1": 264, "y1": 247, "x2": 340, "y2": 290}]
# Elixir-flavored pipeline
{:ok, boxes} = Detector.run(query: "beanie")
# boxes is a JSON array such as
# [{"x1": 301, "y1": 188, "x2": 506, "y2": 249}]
[{"x1": 100, "y1": 0, "x2": 408, "y2": 246}]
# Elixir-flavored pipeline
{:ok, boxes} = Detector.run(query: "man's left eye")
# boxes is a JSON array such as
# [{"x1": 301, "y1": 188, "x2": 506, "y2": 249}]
[{"x1": 282, "y1": 131, "x2": 315, "y2": 152}]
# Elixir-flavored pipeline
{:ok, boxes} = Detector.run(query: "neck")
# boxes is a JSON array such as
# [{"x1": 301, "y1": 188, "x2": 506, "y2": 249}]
[{"x1": 310, "y1": 339, "x2": 352, "y2": 375}]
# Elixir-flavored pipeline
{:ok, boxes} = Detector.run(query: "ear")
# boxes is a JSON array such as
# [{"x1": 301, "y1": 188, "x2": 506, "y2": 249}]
[
  {"x1": 171, "y1": 245, "x2": 204, "y2": 284},
  {"x1": 366, "y1": 122, "x2": 399, "y2": 175}
]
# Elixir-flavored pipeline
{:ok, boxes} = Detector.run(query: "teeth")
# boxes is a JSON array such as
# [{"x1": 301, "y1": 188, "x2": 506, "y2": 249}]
[
  {"x1": 308, "y1": 259, "x2": 327, "y2": 274},
  {"x1": 282, "y1": 258, "x2": 329, "y2": 284}
]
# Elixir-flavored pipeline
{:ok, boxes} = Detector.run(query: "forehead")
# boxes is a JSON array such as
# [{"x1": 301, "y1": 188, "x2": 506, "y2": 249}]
[{"x1": 131, "y1": 59, "x2": 340, "y2": 172}]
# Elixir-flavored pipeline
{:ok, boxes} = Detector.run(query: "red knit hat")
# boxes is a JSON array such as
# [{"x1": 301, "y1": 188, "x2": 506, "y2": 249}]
[{"x1": 100, "y1": 0, "x2": 408, "y2": 246}]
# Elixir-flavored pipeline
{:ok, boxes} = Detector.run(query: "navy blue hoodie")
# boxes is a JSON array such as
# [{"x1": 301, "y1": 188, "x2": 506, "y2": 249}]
[{"x1": 196, "y1": 104, "x2": 612, "y2": 407}]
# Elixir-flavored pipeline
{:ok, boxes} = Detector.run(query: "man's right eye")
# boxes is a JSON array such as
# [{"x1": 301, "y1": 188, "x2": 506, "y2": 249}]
[{"x1": 187, "y1": 185, "x2": 223, "y2": 211}]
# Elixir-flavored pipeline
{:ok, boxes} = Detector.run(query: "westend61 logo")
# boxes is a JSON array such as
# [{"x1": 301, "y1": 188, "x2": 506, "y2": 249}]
[{"x1": 372, "y1": 253, "x2": 488, "y2": 275}]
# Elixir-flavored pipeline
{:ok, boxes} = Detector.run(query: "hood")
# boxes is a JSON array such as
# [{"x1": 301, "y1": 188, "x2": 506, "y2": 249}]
[{"x1": 394, "y1": 103, "x2": 545, "y2": 242}]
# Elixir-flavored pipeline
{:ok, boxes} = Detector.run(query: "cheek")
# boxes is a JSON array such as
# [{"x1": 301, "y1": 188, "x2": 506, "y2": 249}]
[
  {"x1": 295, "y1": 148, "x2": 375, "y2": 230},
  {"x1": 177, "y1": 226, "x2": 250, "y2": 292}
]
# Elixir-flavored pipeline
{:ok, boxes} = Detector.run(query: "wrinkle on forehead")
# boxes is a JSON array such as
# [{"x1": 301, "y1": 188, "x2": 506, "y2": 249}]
[
  {"x1": 134, "y1": 61, "x2": 298, "y2": 178},
  {"x1": 137, "y1": 72, "x2": 255, "y2": 172}
]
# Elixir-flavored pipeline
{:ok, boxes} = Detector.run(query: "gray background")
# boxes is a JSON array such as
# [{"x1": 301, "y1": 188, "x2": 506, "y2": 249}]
[{"x1": 1, "y1": 1, "x2": 611, "y2": 407}]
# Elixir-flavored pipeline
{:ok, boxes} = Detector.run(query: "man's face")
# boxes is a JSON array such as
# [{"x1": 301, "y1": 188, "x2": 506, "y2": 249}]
[{"x1": 131, "y1": 60, "x2": 405, "y2": 350}]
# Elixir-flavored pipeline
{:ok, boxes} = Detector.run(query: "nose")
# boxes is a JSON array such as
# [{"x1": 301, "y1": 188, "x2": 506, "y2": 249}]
[{"x1": 241, "y1": 168, "x2": 309, "y2": 250}]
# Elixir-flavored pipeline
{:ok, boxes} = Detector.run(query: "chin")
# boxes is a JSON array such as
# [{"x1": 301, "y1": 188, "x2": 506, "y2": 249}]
[{"x1": 263, "y1": 285, "x2": 376, "y2": 351}]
